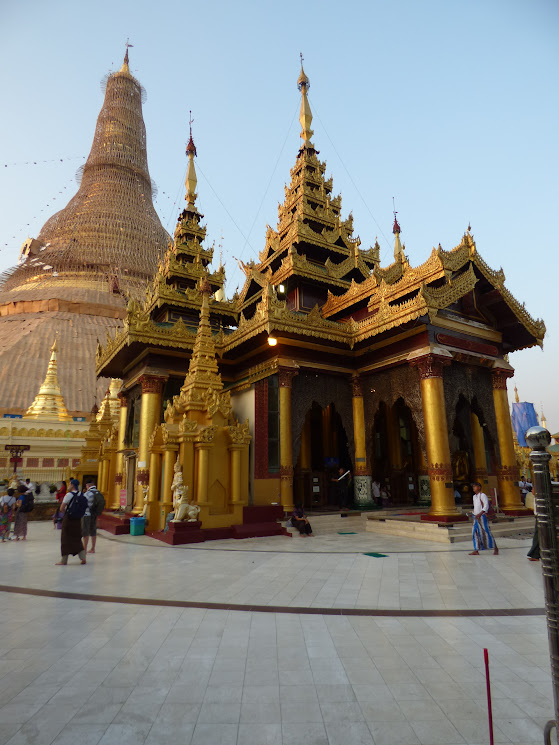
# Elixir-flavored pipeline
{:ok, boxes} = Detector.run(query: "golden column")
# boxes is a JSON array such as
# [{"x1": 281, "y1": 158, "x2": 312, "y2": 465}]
[
  {"x1": 134, "y1": 375, "x2": 166, "y2": 513},
  {"x1": 146, "y1": 447, "x2": 161, "y2": 529},
  {"x1": 470, "y1": 412, "x2": 489, "y2": 486},
  {"x1": 279, "y1": 367, "x2": 297, "y2": 513},
  {"x1": 113, "y1": 392, "x2": 128, "y2": 509},
  {"x1": 411, "y1": 354, "x2": 464, "y2": 521},
  {"x1": 160, "y1": 442, "x2": 178, "y2": 529},
  {"x1": 492, "y1": 368, "x2": 527, "y2": 514},
  {"x1": 229, "y1": 446, "x2": 242, "y2": 504},
  {"x1": 351, "y1": 375, "x2": 373, "y2": 506}
]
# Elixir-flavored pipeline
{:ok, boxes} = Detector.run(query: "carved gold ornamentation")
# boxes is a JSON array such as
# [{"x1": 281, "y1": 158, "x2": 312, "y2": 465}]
[
  {"x1": 492, "y1": 369, "x2": 513, "y2": 390},
  {"x1": 197, "y1": 425, "x2": 218, "y2": 444},
  {"x1": 410, "y1": 354, "x2": 450, "y2": 380},
  {"x1": 351, "y1": 375, "x2": 362, "y2": 398},
  {"x1": 139, "y1": 375, "x2": 166, "y2": 395},
  {"x1": 427, "y1": 463, "x2": 453, "y2": 481},
  {"x1": 136, "y1": 468, "x2": 149, "y2": 485},
  {"x1": 226, "y1": 420, "x2": 251, "y2": 446}
]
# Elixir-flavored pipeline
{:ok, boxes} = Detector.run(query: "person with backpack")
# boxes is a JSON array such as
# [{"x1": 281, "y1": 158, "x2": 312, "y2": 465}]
[
  {"x1": 56, "y1": 478, "x2": 88, "y2": 565},
  {"x1": 0, "y1": 488, "x2": 16, "y2": 542},
  {"x1": 82, "y1": 480, "x2": 104, "y2": 554},
  {"x1": 13, "y1": 484, "x2": 32, "y2": 540}
]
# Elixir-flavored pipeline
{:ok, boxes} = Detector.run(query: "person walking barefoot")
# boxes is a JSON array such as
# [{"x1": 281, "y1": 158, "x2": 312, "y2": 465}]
[
  {"x1": 469, "y1": 482, "x2": 498, "y2": 556},
  {"x1": 56, "y1": 479, "x2": 87, "y2": 565}
]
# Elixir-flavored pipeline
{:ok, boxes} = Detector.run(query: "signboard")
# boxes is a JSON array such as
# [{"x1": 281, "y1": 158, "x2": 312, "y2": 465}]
[
  {"x1": 120, "y1": 489, "x2": 127, "y2": 509},
  {"x1": 4, "y1": 444, "x2": 30, "y2": 451}
]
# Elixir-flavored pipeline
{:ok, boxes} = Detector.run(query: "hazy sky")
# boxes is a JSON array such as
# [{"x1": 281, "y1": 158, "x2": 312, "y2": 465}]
[{"x1": 1, "y1": 0, "x2": 557, "y2": 429}]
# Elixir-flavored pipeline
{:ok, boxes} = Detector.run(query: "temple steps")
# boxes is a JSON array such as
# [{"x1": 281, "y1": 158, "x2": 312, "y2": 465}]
[{"x1": 365, "y1": 514, "x2": 535, "y2": 543}]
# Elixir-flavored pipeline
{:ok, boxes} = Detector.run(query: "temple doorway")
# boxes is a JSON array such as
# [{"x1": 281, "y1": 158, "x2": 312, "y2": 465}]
[
  {"x1": 294, "y1": 401, "x2": 351, "y2": 509},
  {"x1": 451, "y1": 395, "x2": 497, "y2": 501},
  {"x1": 371, "y1": 398, "x2": 420, "y2": 506}
]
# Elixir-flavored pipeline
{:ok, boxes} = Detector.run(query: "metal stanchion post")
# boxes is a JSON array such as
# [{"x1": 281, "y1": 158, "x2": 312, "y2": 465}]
[{"x1": 526, "y1": 425, "x2": 559, "y2": 744}]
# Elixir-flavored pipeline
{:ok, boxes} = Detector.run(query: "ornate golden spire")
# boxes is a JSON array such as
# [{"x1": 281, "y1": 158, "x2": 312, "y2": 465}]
[
  {"x1": 120, "y1": 40, "x2": 133, "y2": 74},
  {"x1": 185, "y1": 112, "x2": 198, "y2": 209},
  {"x1": 514, "y1": 385, "x2": 520, "y2": 403},
  {"x1": 179, "y1": 274, "x2": 222, "y2": 404},
  {"x1": 393, "y1": 212, "x2": 404, "y2": 262},
  {"x1": 23, "y1": 339, "x2": 72, "y2": 421},
  {"x1": 297, "y1": 54, "x2": 314, "y2": 146}
]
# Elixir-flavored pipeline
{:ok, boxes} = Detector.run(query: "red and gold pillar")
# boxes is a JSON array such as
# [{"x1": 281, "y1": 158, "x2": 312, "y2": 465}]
[
  {"x1": 411, "y1": 354, "x2": 464, "y2": 521},
  {"x1": 279, "y1": 367, "x2": 297, "y2": 513},
  {"x1": 492, "y1": 368, "x2": 527, "y2": 514},
  {"x1": 351, "y1": 375, "x2": 373, "y2": 506}
]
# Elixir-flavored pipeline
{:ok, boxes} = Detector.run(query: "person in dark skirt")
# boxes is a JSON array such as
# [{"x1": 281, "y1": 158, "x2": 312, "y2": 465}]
[
  {"x1": 291, "y1": 504, "x2": 313, "y2": 536},
  {"x1": 56, "y1": 479, "x2": 86, "y2": 565}
]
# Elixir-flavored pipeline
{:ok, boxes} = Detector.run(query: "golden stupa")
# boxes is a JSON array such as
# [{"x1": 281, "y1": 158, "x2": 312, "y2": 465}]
[{"x1": 0, "y1": 48, "x2": 168, "y2": 417}]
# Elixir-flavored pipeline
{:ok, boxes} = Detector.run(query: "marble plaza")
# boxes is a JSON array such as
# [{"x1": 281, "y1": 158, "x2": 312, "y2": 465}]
[{"x1": 0, "y1": 515, "x2": 553, "y2": 745}]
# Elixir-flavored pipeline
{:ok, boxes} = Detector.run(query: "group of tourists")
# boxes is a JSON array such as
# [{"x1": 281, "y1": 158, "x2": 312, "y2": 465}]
[
  {"x1": 55, "y1": 479, "x2": 104, "y2": 565},
  {"x1": 0, "y1": 478, "x2": 36, "y2": 542},
  {"x1": 0, "y1": 476, "x2": 105, "y2": 563}
]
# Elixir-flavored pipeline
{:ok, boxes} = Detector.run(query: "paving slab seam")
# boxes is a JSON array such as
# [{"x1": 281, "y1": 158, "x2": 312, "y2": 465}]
[{"x1": 0, "y1": 584, "x2": 545, "y2": 617}]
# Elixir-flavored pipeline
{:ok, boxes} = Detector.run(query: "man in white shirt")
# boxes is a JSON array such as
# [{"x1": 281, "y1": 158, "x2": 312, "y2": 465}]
[{"x1": 469, "y1": 482, "x2": 498, "y2": 556}]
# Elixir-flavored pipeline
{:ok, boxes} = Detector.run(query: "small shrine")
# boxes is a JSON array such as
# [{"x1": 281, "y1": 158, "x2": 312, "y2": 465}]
[{"x1": 0, "y1": 340, "x2": 89, "y2": 487}]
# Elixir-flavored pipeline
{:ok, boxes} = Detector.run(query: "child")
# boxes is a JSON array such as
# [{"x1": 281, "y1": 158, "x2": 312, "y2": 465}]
[{"x1": 0, "y1": 488, "x2": 16, "y2": 542}]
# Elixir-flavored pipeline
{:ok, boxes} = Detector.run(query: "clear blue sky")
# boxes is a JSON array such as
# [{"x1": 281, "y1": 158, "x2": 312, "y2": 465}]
[{"x1": 1, "y1": 0, "x2": 557, "y2": 429}]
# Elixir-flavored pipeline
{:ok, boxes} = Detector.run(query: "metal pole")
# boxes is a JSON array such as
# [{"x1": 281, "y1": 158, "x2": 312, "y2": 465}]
[
  {"x1": 526, "y1": 425, "x2": 559, "y2": 744},
  {"x1": 484, "y1": 648, "x2": 495, "y2": 745}
]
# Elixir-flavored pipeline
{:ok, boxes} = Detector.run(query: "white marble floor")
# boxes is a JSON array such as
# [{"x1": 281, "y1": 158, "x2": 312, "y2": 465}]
[{"x1": 0, "y1": 520, "x2": 554, "y2": 744}]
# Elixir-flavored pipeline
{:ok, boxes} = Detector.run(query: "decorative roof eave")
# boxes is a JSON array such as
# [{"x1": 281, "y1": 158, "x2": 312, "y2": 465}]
[
  {"x1": 169, "y1": 242, "x2": 215, "y2": 265},
  {"x1": 270, "y1": 249, "x2": 352, "y2": 289},
  {"x1": 96, "y1": 316, "x2": 199, "y2": 376},
  {"x1": 468, "y1": 249, "x2": 546, "y2": 344}
]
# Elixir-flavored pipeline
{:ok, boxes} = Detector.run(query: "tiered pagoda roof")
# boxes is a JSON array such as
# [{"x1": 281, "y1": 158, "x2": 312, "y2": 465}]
[
  {"x1": 238, "y1": 62, "x2": 378, "y2": 319},
  {"x1": 96, "y1": 127, "x2": 238, "y2": 376},
  {"x1": 97, "y1": 62, "x2": 545, "y2": 384}
]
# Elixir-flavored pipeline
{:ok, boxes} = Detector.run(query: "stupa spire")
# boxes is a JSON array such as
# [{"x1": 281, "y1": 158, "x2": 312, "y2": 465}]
[
  {"x1": 393, "y1": 209, "x2": 404, "y2": 262},
  {"x1": 23, "y1": 339, "x2": 71, "y2": 421},
  {"x1": 2, "y1": 48, "x2": 168, "y2": 301},
  {"x1": 185, "y1": 112, "x2": 198, "y2": 209},
  {"x1": 297, "y1": 54, "x2": 314, "y2": 146},
  {"x1": 180, "y1": 275, "x2": 222, "y2": 400}
]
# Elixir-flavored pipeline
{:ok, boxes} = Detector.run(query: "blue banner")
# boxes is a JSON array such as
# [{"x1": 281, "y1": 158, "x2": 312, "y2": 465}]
[{"x1": 511, "y1": 402, "x2": 538, "y2": 447}]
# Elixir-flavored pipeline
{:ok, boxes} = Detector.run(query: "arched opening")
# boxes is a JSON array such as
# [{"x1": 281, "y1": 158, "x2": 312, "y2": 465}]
[
  {"x1": 451, "y1": 395, "x2": 498, "y2": 502},
  {"x1": 371, "y1": 398, "x2": 420, "y2": 507},
  {"x1": 294, "y1": 401, "x2": 351, "y2": 509}
]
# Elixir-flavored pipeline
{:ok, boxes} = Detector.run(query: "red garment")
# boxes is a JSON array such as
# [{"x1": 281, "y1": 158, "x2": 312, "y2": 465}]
[{"x1": 56, "y1": 485, "x2": 67, "y2": 502}]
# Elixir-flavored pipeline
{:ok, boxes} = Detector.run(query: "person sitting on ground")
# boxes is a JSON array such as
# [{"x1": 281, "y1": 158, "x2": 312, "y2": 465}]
[{"x1": 291, "y1": 504, "x2": 313, "y2": 536}]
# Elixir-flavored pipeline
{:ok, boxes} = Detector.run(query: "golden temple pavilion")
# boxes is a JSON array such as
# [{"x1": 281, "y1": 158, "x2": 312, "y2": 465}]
[
  {"x1": 92, "y1": 62, "x2": 545, "y2": 536},
  {"x1": 0, "y1": 49, "x2": 168, "y2": 421}
]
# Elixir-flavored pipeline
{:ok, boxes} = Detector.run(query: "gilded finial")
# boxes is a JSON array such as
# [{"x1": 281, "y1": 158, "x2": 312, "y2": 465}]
[
  {"x1": 297, "y1": 54, "x2": 313, "y2": 146},
  {"x1": 186, "y1": 111, "x2": 197, "y2": 156},
  {"x1": 392, "y1": 198, "x2": 403, "y2": 262},
  {"x1": 121, "y1": 39, "x2": 133, "y2": 72},
  {"x1": 514, "y1": 385, "x2": 519, "y2": 403},
  {"x1": 185, "y1": 112, "x2": 198, "y2": 208},
  {"x1": 199, "y1": 275, "x2": 212, "y2": 295}
]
